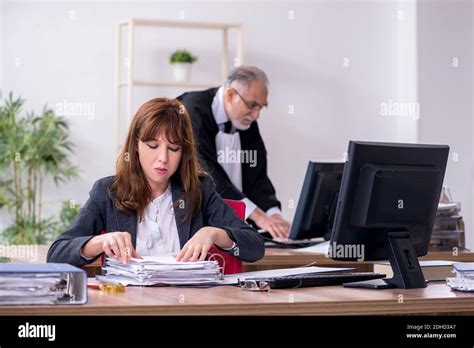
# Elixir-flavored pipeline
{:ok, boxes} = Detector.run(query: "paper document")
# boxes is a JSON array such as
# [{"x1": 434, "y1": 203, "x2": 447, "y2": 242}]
[
  {"x1": 100, "y1": 255, "x2": 222, "y2": 286},
  {"x1": 292, "y1": 240, "x2": 331, "y2": 254},
  {"x1": 447, "y1": 262, "x2": 474, "y2": 292}
]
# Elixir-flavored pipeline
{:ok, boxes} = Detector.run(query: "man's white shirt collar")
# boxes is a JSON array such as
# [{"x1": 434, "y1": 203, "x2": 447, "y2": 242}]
[{"x1": 211, "y1": 86, "x2": 229, "y2": 127}]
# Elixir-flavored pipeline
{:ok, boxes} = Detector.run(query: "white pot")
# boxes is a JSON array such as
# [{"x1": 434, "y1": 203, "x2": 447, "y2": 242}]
[{"x1": 171, "y1": 63, "x2": 193, "y2": 82}]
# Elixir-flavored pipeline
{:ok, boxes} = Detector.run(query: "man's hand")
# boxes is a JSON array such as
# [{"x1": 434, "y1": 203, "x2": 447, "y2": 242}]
[{"x1": 250, "y1": 209, "x2": 290, "y2": 238}]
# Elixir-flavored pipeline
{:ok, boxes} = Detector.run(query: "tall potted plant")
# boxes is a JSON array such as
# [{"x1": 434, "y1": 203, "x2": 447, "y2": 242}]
[
  {"x1": 0, "y1": 92, "x2": 79, "y2": 244},
  {"x1": 169, "y1": 49, "x2": 198, "y2": 82}
]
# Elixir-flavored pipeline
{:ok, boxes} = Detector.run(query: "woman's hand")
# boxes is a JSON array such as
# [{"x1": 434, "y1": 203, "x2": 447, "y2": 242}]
[
  {"x1": 102, "y1": 232, "x2": 141, "y2": 264},
  {"x1": 175, "y1": 227, "x2": 233, "y2": 262},
  {"x1": 81, "y1": 231, "x2": 141, "y2": 264}
]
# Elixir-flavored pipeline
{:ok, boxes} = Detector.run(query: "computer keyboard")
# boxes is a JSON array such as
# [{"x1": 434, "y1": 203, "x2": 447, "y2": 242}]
[
  {"x1": 247, "y1": 272, "x2": 386, "y2": 289},
  {"x1": 272, "y1": 237, "x2": 322, "y2": 244},
  {"x1": 260, "y1": 232, "x2": 325, "y2": 248}
]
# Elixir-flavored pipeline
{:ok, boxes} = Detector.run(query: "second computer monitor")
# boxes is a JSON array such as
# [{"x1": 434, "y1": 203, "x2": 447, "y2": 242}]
[
  {"x1": 289, "y1": 161, "x2": 344, "y2": 240},
  {"x1": 329, "y1": 141, "x2": 449, "y2": 289}
]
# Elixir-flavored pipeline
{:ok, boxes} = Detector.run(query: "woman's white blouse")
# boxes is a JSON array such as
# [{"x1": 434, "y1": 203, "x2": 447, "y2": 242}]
[{"x1": 135, "y1": 185, "x2": 181, "y2": 256}]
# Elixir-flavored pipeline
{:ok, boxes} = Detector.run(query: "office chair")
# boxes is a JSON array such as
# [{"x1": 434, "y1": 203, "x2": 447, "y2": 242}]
[{"x1": 207, "y1": 199, "x2": 245, "y2": 275}]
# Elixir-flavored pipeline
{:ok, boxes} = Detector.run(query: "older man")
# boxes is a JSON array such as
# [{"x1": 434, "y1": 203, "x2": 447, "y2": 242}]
[{"x1": 177, "y1": 66, "x2": 290, "y2": 238}]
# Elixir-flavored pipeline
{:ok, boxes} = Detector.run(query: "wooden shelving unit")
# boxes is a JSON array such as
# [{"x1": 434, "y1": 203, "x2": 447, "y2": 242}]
[{"x1": 115, "y1": 18, "x2": 244, "y2": 154}]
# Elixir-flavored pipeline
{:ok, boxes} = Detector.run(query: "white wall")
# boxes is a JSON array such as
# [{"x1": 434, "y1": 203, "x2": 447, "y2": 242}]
[
  {"x1": 5, "y1": 0, "x2": 469, "y2": 249},
  {"x1": 417, "y1": 0, "x2": 473, "y2": 250}
]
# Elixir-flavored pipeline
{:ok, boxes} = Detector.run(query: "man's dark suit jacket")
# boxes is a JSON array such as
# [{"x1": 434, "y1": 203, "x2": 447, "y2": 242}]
[
  {"x1": 47, "y1": 175, "x2": 265, "y2": 267},
  {"x1": 178, "y1": 87, "x2": 281, "y2": 213}
]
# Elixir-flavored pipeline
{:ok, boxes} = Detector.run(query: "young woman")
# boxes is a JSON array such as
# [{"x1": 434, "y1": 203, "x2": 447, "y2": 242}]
[{"x1": 47, "y1": 98, "x2": 264, "y2": 266}]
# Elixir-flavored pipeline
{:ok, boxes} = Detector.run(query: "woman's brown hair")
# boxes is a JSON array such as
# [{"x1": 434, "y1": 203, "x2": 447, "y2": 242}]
[{"x1": 110, "y1": 98, "x2": 205, "y2": 222}]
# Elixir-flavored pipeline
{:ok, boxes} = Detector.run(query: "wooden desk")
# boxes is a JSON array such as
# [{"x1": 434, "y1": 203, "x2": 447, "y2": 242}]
[
  {"x1": 244, "y1": 248, "x2": 373, "y2": 272},
  {"x1": 243, "y1": 249, "x2": 474, "y2": 272},
  {"x1": 3, "y1": 245, "x2": 473, "y2": 276},
  {"x1": 0, "y1": 245, "x2": 103, "y2": 277},
  {"x1": 0, "y1": 282, "x2": 473, "y2": 316}
]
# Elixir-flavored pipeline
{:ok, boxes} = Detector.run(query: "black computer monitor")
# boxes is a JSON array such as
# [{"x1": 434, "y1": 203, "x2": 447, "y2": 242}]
[
  {"x1": 289, "y1": 161, "x2": 344, "y2": 241},
  {"x1": 330, "y1": 141, "x2": 449, "y2": 289}
]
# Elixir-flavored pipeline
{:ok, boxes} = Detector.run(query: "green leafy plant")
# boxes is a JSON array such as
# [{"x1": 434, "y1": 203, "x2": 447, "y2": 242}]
[
  {"x1": 0, "y1": 92, "x2": 80, "y2": 244},
  {"x1": 169, "y1": 49, "x2": 198, "y2": 64},
  {"x1": 53, "y1": 200, "x2": 81, "y2": 237}
]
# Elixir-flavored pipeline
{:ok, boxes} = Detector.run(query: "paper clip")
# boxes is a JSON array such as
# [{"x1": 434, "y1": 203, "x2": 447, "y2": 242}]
[{"x1": 238, "y1": 279, "x2": 270, "y2": 292}]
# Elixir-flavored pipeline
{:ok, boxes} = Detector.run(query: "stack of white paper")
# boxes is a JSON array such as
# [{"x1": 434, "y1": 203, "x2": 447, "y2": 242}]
[
  {"x1": 0, "y1": 273, "x2": 65, "y2": 305},
  {"x1": 447, "y1": 262, "x2": 474, "y2": 292},
  {"x1": 99, "y1": 255, "x2": 222, "y2": 286},
  {"x1": 0, "y1": 263, "x2": 87, "y2": 305}
]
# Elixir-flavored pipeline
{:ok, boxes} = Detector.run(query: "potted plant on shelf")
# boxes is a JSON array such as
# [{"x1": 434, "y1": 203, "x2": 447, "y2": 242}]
[{"x1": 169, "y1": 49, "x2": 198, "y2": 82}]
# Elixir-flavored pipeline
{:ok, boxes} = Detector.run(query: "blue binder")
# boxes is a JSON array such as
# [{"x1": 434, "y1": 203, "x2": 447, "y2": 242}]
[{"x1": 0, "y1": 263, "x2": 87, "y2": 305}]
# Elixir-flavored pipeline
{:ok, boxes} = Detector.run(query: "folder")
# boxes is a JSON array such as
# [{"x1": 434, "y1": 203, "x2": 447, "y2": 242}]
[{"x1": 0, "y1": 263, "x2": 87, "y2": 305}]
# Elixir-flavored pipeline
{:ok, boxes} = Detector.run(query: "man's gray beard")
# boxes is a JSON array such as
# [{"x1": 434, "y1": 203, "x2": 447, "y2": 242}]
[{"x1": 231, "y1": 117, "x2": 253, "y2": 131}]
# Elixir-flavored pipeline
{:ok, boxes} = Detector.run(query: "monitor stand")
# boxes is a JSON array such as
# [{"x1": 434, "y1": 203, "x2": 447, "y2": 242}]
[{"x1": 343, "y1": 231, "x2": 428, "y2": 289}]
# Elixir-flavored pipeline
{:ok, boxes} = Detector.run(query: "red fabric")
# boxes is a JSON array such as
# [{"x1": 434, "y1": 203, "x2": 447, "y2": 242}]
[
  {"x1": 100, "y1": 199, "x2": 245, "y2": 274},
  {"x1": 100, "y1": 230, "x2": 106, "y2": 267},
  {"x1": 207, "y1": 199, "x2": 245, "y2": 275},
  {"x1": 222, "y1": 199, "x2": 246, "y2": 221}
]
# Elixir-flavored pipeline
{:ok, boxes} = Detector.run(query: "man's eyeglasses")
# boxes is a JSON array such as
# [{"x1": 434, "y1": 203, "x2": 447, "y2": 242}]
[{"x1": 231, "y1": 88, "x2": 267, "y2": 112}]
